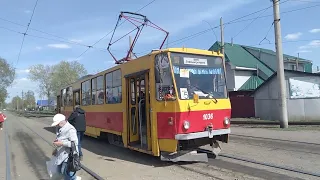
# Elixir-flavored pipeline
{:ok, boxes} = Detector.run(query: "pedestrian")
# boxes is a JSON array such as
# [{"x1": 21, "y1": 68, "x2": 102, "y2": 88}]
[
  {"x1": 51, "y1": 113, "x2": 79, "y2": 180},
  {"x1": 0, "y1": 111, "x2": 6, "y2": 130},
  {"x1": 67, "y1": 105, "x2": 86, "y2": 161}
]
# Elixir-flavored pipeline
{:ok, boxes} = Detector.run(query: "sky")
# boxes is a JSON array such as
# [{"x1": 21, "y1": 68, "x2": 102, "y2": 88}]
[{"x1": 0, "y1": 0, "x2": 319, "y2": 103}]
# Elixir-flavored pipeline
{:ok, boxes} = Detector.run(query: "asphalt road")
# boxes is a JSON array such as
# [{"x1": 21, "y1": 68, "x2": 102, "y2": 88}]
[
  {"x1": 0, "y1": 112, "x2": 94, "y2": 180},
  {"x1": 2, "y1": 112, "x2": 319, "y2": 180}
]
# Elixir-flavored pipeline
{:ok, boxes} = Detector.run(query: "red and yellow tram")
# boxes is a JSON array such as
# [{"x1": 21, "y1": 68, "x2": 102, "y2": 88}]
[{"x1": 57, "y1": 48, "x2": 231, "y2": 162}]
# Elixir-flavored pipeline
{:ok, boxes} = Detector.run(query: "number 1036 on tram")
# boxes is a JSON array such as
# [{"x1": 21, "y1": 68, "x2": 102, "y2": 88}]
[{"x1": 57, "y1": 48, "x2": 231, "y2": 162}]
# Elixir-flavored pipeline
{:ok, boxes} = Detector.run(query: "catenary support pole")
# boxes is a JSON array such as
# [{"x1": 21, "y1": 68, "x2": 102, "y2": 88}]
[
  {"x1": 220, "y1": 17, "x2": 228, "y2": 98},
  {"x1": 272, "y1": 0, "x2": 288, "y2": 128}
]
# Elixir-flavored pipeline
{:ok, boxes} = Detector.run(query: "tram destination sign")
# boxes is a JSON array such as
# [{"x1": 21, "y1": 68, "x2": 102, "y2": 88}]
[{"x1": 183, "y1": 57, "x2": 208, "y2": 66}]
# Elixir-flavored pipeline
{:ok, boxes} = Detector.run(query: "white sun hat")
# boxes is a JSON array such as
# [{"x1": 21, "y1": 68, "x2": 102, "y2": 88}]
[{"x1": 51, "y1": 113, "x2": 66, "y2": 127}]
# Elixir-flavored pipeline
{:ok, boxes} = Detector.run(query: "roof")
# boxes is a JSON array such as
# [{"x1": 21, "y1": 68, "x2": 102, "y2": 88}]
[
  {"x1": 209, "y1": 42, "x2": 274, "y2": 78},
  {"x1": 242, "y1": 45, "x2": 312, "y2": 63},
  {"x1": 209, "y1": 41, "x2": 314, "y2": 91},
  {"x1": 250, "y1": 69, "x2": 320, "y2": 95},
  {"x1": 238, "y1": 76, "x2": 264, "y2": 91}
]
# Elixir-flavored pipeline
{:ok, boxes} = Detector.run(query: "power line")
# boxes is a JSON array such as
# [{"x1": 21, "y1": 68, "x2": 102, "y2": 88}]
[
  {"x1": 0, "y1": 24, "x2": 108, "y2": 53},
  {"x1": 258, "y1": 22, "x2": 274, "y2": 45},
  {"x1": 76, "y1": 0, "x2": 157, "y2": 59},
  {"x1": 16, "y1": 0, "x2": 39, "y2": 66},
  {"x1": 250, "y1": 38, "x2": 320, "y2": 46},
  {"x1": 0, "y1": 16, "x2": 95, "y2": 48},
  {"x1": 231, "y1": 0, "x2": 290, "y2": 39},
  {"x1": 141, "y1": 2, "x2": 320, "y2": 52},
  {"x1": 232, "y1": 7, "x2": 270, "y2": 39},
  {"x1": 289, "y1": 0, "x2": 320, "y2": 3}
]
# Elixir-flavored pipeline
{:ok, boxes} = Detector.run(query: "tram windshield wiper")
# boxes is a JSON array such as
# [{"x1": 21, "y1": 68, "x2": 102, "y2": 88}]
[{"x1": 189, "y1": 84, "x2": 218, "y2": 103}]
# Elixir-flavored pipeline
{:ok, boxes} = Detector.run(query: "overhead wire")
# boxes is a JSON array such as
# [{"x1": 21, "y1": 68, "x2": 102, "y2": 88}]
[
  {"x1": 75, "y1": 0, "x2": 157, "y2": 59},
  {"x1": 16, "y1": 0, "x2": 39, "y2": 66},
  {"x1": 137, "y1": 1, "x2": 320, "y2": 54}
]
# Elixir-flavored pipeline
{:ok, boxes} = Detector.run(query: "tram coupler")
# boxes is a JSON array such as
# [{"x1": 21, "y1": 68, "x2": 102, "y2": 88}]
[
  {"x1": 160, "y1": 150, "x2": 208, "y2": 163},
  {"x1": 210, "y1": 140, "x2": 221, "y2": 158}
]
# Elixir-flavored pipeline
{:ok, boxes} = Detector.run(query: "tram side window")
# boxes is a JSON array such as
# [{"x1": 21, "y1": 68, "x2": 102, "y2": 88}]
[
  {"x1": 81, "y1": 80, "x2": 91, "y2": 105},
  {"x1": 75, "y1": 91, "x2": 80, "y2": 105},
  {"x1": 91, "y1": 78, "x2": 97, "y2": 105},
  {"x1": 154, "y1": 53, "x2": 176, "y2": 101},
  {"x1": 105, "y1": 69, "x2": 122, "y2": 104},
  {"x1": 66, "y1": 87, "x2": 73, "y2": 106},
  {"x1": 61, "y1": 89, "x2": 66, "y2": 107},
  {"x1": 62, "y1": 88, "x2": 67, "y2": 106},
  {"x1": 96, "y1": 75, "x2": 104, "y2": 104}
]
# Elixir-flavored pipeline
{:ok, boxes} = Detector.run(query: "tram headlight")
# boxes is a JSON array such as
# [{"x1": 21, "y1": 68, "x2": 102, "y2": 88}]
[
  {"x1": 224, "y1": 117, "x2": 230, "y2": 126},
  {"x1": 183, "y1": 120, "x2": 190, "y2": 130}
]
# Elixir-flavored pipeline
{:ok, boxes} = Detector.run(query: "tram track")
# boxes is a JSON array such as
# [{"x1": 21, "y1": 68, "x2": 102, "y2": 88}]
[
  {"x1": 229, "y1": 134, "x2": 320, "y2": 156},
  {"x1": 230, "y1": 134, "x2": 320, "y2": 146},
  {"x1": 197, "y1": 148, "x2": 320, "y2": 178},
  {"x1": 4, "y1": 120, "x2": 11, "y2": 180},
  {"x1": 16, "y1": 117, "x2": 105, "y2": 180}
]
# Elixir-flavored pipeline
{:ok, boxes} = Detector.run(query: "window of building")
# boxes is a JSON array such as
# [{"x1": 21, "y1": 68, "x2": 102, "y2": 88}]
[
  {"x1": 81, "y1": 80, "x2": 91, "y2": 105},
  {"x1": 97, "y1": 76, "x2": 104, "y2": 104},
  {"x1": 91, "y1": 78, "x2": 97, "y2": 105},
  {"x1": 105, "y1": 69, "x2": 122, "y2": 104}
]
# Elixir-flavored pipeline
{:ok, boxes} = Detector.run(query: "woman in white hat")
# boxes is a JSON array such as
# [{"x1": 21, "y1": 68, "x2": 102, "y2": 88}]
[{"x1": 51, "y1": 113, "x2": 79, "y2": 180}]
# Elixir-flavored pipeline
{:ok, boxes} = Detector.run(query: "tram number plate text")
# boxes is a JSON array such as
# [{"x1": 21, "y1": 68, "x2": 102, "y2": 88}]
[{"x1": 203, "y1": 113, "x2": 213, "y2": 120}]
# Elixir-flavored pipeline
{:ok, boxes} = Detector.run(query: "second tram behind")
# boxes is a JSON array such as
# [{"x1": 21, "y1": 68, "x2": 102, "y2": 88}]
[{"x1": 57, "y1": 47, "x2": 231, "y2": 162}]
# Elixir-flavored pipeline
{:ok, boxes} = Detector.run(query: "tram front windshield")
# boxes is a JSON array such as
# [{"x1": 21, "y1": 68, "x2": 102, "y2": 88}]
[{"x1": 170, "y1": 52, "x2": 227, "y2": 100}]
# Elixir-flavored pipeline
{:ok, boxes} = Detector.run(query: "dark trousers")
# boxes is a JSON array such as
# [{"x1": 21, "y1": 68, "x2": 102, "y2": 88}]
[
  {"x1": 0, "y1": 122, "x2": 3, "y2": 128},
  {"x1": 77, "y1": 131, "x2": 84, "y2": 157}
]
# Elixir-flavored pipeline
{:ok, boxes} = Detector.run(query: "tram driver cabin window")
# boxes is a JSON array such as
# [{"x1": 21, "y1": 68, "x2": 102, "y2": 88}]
[{"x1": 154, "y1": 53, "x2": 176, "y2": 101}]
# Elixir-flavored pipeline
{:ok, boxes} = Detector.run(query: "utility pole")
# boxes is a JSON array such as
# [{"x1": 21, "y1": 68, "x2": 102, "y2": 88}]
[
  {"x1": 272, "y1": 0, "x2": 288, "y2": 128},
  {"x1": 22, "y1": 90, "x2": 24, "y2": 111},
  {"x1": 220, "y1": 17, "x2": 228, "y2": 97},
  {"x1": 296, "y1": 53, "x2": 299, "y2": 71}
]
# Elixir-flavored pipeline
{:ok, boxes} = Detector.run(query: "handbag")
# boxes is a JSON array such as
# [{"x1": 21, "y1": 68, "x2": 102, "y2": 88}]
[{"x1": 66, "y1": 141, "x2": 81, "y2": 177}]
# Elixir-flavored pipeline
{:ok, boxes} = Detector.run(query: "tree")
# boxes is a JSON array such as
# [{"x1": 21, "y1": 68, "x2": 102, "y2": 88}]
[
  {"x1": 23, "y1": 90, "x2": 36, "y2": 108},
  {"x1": 51, "y1": 60, "x2": 87, "y2": 96},
  {"x1": 11, "y1": 96, "x2": 23, "y2": 110},
  {"x1": 28, "y1": 64, "x2": 54, "y2": 100},
  {"x1": 0, "y1": 57, "x2": 15, "y2": 104},
  {"x1": 28, "y1": 60, "x2": 87, "y2": 99}
]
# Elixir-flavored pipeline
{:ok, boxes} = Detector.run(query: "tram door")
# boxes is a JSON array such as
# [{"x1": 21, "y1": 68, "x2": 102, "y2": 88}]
[{"x1": 127, "y1": 71, "x2": 151, "y2": 150}]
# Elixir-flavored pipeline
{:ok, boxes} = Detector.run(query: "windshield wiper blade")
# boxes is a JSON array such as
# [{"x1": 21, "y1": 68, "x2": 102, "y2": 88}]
[{"x1": 189, "y1": 84, "x2": 218, "y2": 103}]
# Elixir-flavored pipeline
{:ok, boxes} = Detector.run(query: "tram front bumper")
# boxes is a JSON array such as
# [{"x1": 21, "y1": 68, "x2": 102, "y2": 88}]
[
  {"x1": 160, "y1": 150, "x2": 208, "y2": 162},
  {"x1": 174, "y1": 128, "x2": 230, "y2": 140}
]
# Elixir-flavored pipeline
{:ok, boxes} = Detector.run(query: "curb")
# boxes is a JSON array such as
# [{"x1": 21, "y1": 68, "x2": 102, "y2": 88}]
[{"x1": 231, "y1": 120, "x2": 320, "y2": 125}]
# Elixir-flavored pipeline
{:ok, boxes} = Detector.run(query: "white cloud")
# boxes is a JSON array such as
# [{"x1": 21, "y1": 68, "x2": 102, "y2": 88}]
[
  {"x1": 24, "y1": 10, "x2": 31, "y2": 14},
  {"x1": 70, "y1": 39, "x2": 83, "y2": 43},
  {"x1": 35, "y1": 46, "x2": 42, "y2": 50},
  {"x1": 298, "y1": 40, "x2": 320, "y2": 50},
  {"x1": 284, "y1": 32, "x2": 302, "y2": 40},
  {"x1": 6, "y1": 77, "x2": 40, "y2": 102},
  {"x1": 309, "y1": 29, "x2": 320, "y2": 33},
  {"x1": 47, "y1": 44, "x2": 71, "y2": 49},
  {"x1": 308, "y1": 40, "x2": 320, "y2": 47},
  {"x1": 16, "y1": 69, "x2": 30, "y2": 74},
  {"x1": 297, "y1": 50, "x2": 312, "y2": 53}
]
